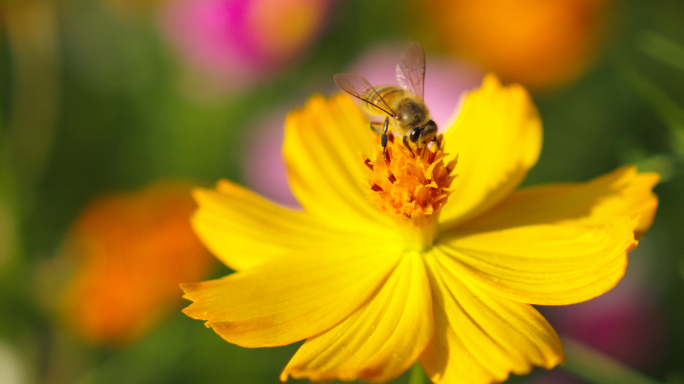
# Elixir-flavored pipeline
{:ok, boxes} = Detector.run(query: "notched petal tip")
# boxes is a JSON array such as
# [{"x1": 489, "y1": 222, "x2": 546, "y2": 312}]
[
  {"x1": 589, "y1": 165, "x2": 660, "y2": 238},
  {"x1": 459, "y1": 164, "x2": 661, "y2": 240},
  {"x1": 632, "y1": 172, "x2": 660, "y2": 238},
  {"x1": 479, "y1": 73, "x2": 531, "y2": 98},
  {"x1": 179, "y1": 280, "x2": 202, "y2": 292},
  {"x1": 180, "y1": 247, "x2": 403, "y2": 349},
  {"x1": 481, "y1": 73, "x2": 501, "y2": 86},
  {"x1": 190, "y1": 186, "x2": 208, "y2": 203},
  {"x1": 285, "y1": 93, "x2": 358, "y2": 133}
]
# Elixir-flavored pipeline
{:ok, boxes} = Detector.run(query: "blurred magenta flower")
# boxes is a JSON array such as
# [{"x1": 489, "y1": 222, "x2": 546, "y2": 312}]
[
  {"x1": 243, "y1": 44, "x2": 482, "y2": 205},
  {"x1": 527, "y1": 370, "x2": 586, "y2": 384},
  {"x1": 547, "y1": 282, "x2": 665, "y2": 370},
  {"x1": 159, "y1": 0, "x2": 334, "y2": 90}
]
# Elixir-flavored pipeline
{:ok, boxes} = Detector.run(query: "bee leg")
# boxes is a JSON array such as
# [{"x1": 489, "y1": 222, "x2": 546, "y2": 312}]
[
  {"x1": 369, "y1": 121, "x2": 383, "y2": 135},
  {"x1": 381, "y1": 117, "x2": 389, "y2": 160},
  {"x1": 432, "y1": 138, "x2": 441, "y2": 152},
  {"x1": 420, "y1": 139, "x2": 440, "y2": 159},
  {"x1": 402, "y1": 135, "x2": 415, "y2": 158}
]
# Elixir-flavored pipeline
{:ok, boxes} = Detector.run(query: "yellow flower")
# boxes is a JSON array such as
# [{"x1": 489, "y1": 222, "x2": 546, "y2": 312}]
[{"x1": 182, "y1": 75, "x2": 658, "y2": 383}]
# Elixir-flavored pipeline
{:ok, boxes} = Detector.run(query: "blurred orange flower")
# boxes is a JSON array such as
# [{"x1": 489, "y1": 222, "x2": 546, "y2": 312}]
[
  {"x1": 419, "y1": 0, "x2": 610, "y2": 89},
  {"x1": 58, "y1": 181, "x2": 216, "y2": 345}
]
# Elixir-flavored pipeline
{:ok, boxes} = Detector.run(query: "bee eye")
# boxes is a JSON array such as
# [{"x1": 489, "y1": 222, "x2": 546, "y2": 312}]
[{"x1": 409, "y1": 129, "x2": 421, "y2": 143}]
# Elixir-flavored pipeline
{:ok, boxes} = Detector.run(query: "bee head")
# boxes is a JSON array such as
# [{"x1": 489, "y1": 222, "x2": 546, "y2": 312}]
[
  {"x1": 423, "y1": 120, "x2": 437, "y2": 138},
  {"x1": 409, "y1": 120, "x2": 437, "y2": 145}
]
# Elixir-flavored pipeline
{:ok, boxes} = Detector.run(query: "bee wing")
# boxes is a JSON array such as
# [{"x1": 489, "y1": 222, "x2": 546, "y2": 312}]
[
  {"x1": 396, "y1": 42, "x2": 426, "y2": 99},
  {"x1": 334, "y1": 73, "x2": 397, "y2": 117}
]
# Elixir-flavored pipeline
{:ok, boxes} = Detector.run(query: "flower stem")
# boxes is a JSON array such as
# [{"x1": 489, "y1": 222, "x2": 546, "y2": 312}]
[
  {"x1": 561, "y1": 336, "x2": 664, "y2": 384},
  {"x1": 408, "y1": 362, "x2": 427, "y2": 384}
]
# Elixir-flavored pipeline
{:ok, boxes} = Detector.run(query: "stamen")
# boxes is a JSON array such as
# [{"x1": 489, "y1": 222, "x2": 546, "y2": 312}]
[
  {"x1": 447, "y1": 154, "x2": 458, "y2": 173},
  {"x1": 427, "y1": 149, "x2": 436, "y2": 164},
  {"x1": 362, "y1": 134, "x2": 456, "y2": 223}
]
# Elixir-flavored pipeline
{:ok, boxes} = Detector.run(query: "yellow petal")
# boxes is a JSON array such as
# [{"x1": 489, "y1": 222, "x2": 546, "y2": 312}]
[
  {"x1": 281, "y1": 252, "x2": 433, "y2": 383},
  {"x1": 182, "y1": 243, "x2": 402, "y2": 348},
  {"x1": 421, "y1": 251, "x2": 564, "y2": 384},
  {"x1": 439, "y1": 75, "x2": 542, "y2": 228},
  {"x1": 284, "y1": 94, "x2": 392, "y2": 230},
  {"x1": 435, "y1": 218, "x2": 637, "y2": 305},
  {"x1": 458, "y1": 165, "x2": 659, "y2": 237},
  {"x1": 192, "y1": 180, "x2": 385, "y2": 271}
]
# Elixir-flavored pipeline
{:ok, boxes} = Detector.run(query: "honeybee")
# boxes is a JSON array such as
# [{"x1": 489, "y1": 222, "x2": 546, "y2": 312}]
[{"x1": 334, "y1": 42, "x2": 439, "y2": 157}]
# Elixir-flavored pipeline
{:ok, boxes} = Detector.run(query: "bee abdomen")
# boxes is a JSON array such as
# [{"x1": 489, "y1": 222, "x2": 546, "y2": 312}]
[{"x1": 361, "y1": 86, "x2": 404, "y2": 116}]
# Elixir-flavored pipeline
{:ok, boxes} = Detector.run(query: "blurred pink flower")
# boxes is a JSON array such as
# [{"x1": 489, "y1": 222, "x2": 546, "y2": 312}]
[
  {"x1": 243, "y1": 110, "x2": 299, "y2": 207},
  {"x1": 242, "y1": 44, "x2": 482, "y2": 206},
  {"x1": 159, "y1": 0, "x2": 333, "y2": 90},
  {"x1": 546, "y1": 278, "x2": 665, "y2": 370}
]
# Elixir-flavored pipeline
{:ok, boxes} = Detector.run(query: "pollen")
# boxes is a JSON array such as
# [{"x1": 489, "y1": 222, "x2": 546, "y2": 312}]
[{"x1": 362, "y1": 134, "x2": 457, "y2": 222}]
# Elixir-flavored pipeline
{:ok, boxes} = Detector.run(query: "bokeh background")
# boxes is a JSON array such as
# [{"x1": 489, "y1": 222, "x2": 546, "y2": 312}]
[{"x1": 0, "y1": 0, "x2": 683, "y2": 383}]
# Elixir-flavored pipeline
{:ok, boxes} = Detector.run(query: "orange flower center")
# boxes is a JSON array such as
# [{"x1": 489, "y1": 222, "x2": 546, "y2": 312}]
[{"x1": 362, "y1": 133, "x2": 457, "y2": 250}]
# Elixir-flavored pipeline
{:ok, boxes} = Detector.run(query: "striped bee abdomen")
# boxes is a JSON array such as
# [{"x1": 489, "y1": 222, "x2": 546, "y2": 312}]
[{"x1": 361, "y1": 86, "x2": 406, "y2": 117}]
